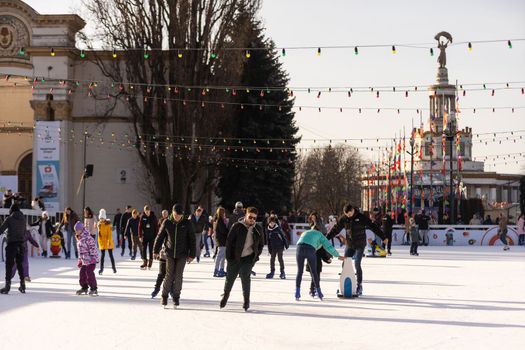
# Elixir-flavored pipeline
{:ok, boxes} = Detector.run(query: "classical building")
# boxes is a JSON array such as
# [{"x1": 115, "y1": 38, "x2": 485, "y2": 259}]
[
  {"x1": 0, "y1": 0, "x2": 151, "y2": 213},
  {"x1": 361, "y1": 32, "x2": 522, "y2": 221}
]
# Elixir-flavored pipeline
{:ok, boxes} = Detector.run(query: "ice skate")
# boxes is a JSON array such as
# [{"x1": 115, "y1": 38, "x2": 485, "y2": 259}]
[
  {"x1": 76, "y1": 287, "x2": 88, "y2": 295},
  {"x1": 265, "y1": 272, "x2": 274, "y2": 279},
  {"x1": 279, "y1": 272, "x2": 286, "y2": 279},
  {"x1": 356, "y1": 284, "x2": 363, "y2": 297},
  {"x1": 89, "y1": 289, "x2": 98, "y2": 296},
  {"x1": 295, "y1": 287, "x2": 301, "y2": 301},
  {"x1": 316, "y1": 288, "x2": 324, "y2": 301}
]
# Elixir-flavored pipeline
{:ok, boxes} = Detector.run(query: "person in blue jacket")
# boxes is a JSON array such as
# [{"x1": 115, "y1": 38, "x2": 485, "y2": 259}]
[{"x1": 295, "y1": 228, "x2": 344, "y2": 301}]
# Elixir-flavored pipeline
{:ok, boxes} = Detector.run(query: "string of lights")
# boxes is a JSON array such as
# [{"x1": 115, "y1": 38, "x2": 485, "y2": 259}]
[{"x1": 18, "y1": 38, "x2": 523, "y2": 59}]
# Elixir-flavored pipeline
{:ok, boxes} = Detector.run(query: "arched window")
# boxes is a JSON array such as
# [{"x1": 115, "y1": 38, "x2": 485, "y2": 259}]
[{"x1": 17, "y1": 153, "x2": 32, "y2": 208}]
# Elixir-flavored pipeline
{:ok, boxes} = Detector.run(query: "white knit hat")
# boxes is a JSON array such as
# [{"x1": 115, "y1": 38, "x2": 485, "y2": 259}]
[{"x1": 99, "y1": 208, "x2": 107, "y2": 220}]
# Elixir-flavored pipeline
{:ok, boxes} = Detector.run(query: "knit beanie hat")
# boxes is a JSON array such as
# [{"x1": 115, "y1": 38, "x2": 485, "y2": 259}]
[{"x1": 99, "y1": 208, "x2": 107, "y2": 220}]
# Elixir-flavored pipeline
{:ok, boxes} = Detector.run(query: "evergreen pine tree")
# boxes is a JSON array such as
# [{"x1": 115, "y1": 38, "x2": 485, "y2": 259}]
[{"x1": 217, "y1": 18, "x2": 299, "y2": 214}]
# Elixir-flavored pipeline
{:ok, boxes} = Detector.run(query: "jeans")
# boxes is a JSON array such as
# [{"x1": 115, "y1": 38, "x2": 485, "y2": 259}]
[
  {"x1": 309, "y1": 251, "x2": 323, "y2": 293},
  {"x1": 296, "y1": 244, "x2": 319, "y2": 289},
  {"x1": 344, "y1": 246, "x2": 364, "y2": 284},
  {"x1": 202, "y1": 232, "x2": 213, "y2": 253},
  {"x1": 79, "y1": 263, "x2": 97, "y2": 290},
  {"x1": 121, "y1": 232, "x2": 131, "y2": 255},
  {"x1": 224, "y1": 255, "x2": 255, "y2": 300},
  {"x1": 100, "y1": 249, "x2": 116, "y2": 271},
  {"x1": 162, "y1": 256, "x2": 187, "y2": 299},
  {"x1": 66, "y1": 229, "x2": 78, "y2": 256},
  {"x1": 5, "y1": 242, "x2": 24, "y2": 282},
  {"x1": 270, "y1": 247, "x2": 285, "y2": 273},
  {"x1": 39, "y1": 234, "x2": 49, "y2": 254},
  {"x1": 214, "y1": 246, "x2": 226, "y2": 271}
]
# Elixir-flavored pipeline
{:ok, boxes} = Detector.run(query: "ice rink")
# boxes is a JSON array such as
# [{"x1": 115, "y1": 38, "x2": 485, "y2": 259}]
[{"x1": 0, "y1": 245, "x2": 524, "y2": 350}]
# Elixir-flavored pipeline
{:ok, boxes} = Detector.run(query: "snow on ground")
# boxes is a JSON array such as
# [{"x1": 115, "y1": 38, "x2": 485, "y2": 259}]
[{"x1": 0, "y1": 245, "x2": 524, "y2": 350}]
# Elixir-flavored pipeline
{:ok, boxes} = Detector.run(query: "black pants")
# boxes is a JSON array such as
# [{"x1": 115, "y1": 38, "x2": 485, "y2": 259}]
[
  {"x1": 309, "y1": 252, "x2": 322, "y2": 293},
  {"x1": 142, "y1": 238, "x2": 154, "y2": 262},
  {"x1": 410, "y1": 241, "x2": 419, "y2": 254},
  {"x1": 384, "y1": 232, "x2": 392, "y2": 253},
  {"x1": 5, "y1": 242, "x2": 24, "y2": 282},
  {"x1": 224, "y1": 255, "x2": 255, "y2": 300},
  {"x1": 154, "y1": 259, "x2": 167, "y2": 290},
  {"x1": 162, "y1": 256, "x2": 187, "y2": 299},
  {"x1": 100, "y1": 249, "x2": 116, "y2": 270},
  {"x1": 270, "y1": 248, "x2": 285, "y2": 273},
  {"x1": 296, "y1": 244, "x2": 319, "y2": 289},
  {"x1": 121, "y1": 233, "x2": 131, "y2": 255}
]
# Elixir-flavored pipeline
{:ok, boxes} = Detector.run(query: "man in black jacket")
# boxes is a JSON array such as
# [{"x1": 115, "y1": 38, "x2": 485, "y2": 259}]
[
  {"x1": 120, "y1": 205, "x2": 132, "y2": 257},
  {"x1": 382, "y1": 210, "x2": 395, "y2": 255},
  {"x1": 220, "y1": 207, "x2": 264, "y2": 311},
  {"x1": 139, "y1": 205, "x2": 158, "y2": 269},
  {"x1": 153, "y1": 203, "x2": 196, "y2": 308},
  {"x1": 327, "y1": 204, "x2": 387, "y2": 296},
  {"x1": 113, "y1": 208, "x2": 122, "y2": 248},
  {"x1": 0, "y1": 204, "x2": 27, "y2": 294},
  {"x1": 415, "y1": 209, "x2": 430, "y2": 246}
]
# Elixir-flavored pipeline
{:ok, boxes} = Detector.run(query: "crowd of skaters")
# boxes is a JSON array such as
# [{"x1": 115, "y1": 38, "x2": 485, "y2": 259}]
[{"x1": 1, "y1": 199, "x2": 524, "y2": 310}]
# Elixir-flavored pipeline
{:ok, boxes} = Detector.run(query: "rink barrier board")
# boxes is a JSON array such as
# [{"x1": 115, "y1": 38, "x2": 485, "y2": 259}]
[{"x1": 289, "y1": 223, "x2": 520, "y2": 246}]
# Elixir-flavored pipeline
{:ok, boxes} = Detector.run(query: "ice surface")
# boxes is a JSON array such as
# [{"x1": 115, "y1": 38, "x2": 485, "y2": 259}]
[{"x1": 0, "y1": 245, "x2": 524, "y2": 350}]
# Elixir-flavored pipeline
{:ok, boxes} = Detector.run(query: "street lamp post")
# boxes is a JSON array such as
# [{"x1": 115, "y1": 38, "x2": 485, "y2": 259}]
[
  {"x1": 407, "y1": 129, "x2": 416, "y2": 214},
  {"x1": 445, "y1": 127, "x2": 455, "y2": 225}
]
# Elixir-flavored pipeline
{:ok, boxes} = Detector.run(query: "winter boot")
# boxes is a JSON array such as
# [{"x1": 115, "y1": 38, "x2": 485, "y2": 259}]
[
  {"x1": 265, "y1": 271, "x2": 274, "y2": 279},
  {"x1": 218, "y1": 269, "x2": 227, "y2": 277},
  {"x1": 140, "y1": 260, "x2": 147, "y2": 269},
  {"x1": 220, "y1": 292, "x2": 230, "y2": 308},
  {"x1": 18, "y1": 279, "x2": 26, "y2": 294},
  {"x1": 295, "y1": 287, "x2": 301, "y2": 301},
  {"x1": 76, "y1": 287, "x2": 88, "y2": 295},
  {"x1": 151, "y1": 287, "x2": 160, "y2": 299},
  {"x1": 279, "y1": 271, "x2": 286, "y2": 279},
  {"x1": 316, "y1": 288, "x2": 324, "y2": 301},
  {"x1": 148, "y1": 259, "x2": 153, "y2": 269},
  {"x1": 356, "y1": 284, "x2": 363, "y2": 296},
  {"x1": 0, "y1": 281, "x2": 11, "y2": 294},
  {"x1": 89, "y1": 289, "x2": 98, "y2": 296}
]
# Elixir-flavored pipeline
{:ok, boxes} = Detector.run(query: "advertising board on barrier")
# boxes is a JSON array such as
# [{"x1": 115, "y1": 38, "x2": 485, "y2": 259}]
[
  {"x1": 35, "y1": 121, "x2": 61, "y2": 213},
  {"x1": 289, "y1": 224, "x2": 519, "y2": 246}
]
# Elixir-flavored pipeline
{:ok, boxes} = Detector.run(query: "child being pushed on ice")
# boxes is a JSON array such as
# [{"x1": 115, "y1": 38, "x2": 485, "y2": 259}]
[
  {"x1": 295, "y1": 228, "x2": 344, "y2": 301},
  {"x1": 74, "y1": 222, "x2": 99, "y2": 296}
]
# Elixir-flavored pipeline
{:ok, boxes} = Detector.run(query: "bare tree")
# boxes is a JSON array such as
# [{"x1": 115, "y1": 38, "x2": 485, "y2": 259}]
[
  {"x1": 293, "y1": 145, "x2": 362, "y2": 217},
  {"x1": 80, "y1": 0, "x2": 259, "y2": 210}
]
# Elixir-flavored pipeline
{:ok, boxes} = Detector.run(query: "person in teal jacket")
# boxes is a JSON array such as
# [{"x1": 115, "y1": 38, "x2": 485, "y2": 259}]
[{"x1": 296, "y1": 229, "x2": 344, "y2": 301}]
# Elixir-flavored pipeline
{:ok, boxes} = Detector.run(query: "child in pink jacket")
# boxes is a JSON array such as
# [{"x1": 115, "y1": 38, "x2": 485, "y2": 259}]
[{"x1": 74, "y1": 222, "x2": 99, "y2": 296}]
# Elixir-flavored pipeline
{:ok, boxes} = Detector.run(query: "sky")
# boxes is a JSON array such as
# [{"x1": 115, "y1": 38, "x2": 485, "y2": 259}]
[{"x1": 21, "y1": 0, "x2": 525, "y2": 174}]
